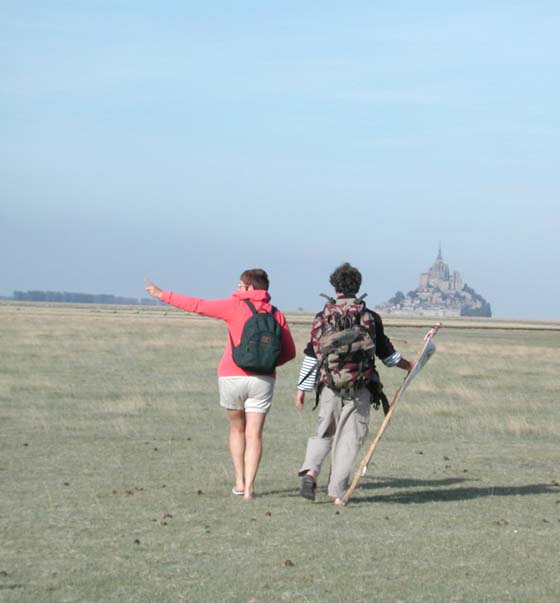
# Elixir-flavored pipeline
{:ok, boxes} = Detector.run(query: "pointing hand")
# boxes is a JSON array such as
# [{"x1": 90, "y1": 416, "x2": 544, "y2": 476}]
[{"x1": 144, "y1": 278, "x2": 163, "y2": 300}]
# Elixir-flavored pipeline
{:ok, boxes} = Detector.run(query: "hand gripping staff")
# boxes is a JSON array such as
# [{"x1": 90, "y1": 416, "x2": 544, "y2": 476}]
[{"x1": 341, "y1": 323, "x2": 441, "y2": 506}]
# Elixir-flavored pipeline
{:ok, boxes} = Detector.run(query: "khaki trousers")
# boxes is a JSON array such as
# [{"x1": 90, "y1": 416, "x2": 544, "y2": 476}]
[{"x1": 299, "y1": 386, "x2": 371, "y2": 499}]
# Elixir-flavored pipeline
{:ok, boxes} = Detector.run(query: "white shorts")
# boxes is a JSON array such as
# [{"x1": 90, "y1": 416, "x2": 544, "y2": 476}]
[{"x1": 218, "y1": 376, "x2": 275, "y2": 414}]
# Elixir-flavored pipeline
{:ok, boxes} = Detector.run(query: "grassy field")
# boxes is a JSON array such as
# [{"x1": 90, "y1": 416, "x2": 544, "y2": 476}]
[{"x1": 1, "y1": 302, "x2": 559, "y2": 602}]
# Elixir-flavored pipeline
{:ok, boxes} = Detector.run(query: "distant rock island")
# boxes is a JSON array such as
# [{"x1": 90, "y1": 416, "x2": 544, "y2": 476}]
[{"x1": 376, "y1": 247, "x2": 492, "y2": 317}]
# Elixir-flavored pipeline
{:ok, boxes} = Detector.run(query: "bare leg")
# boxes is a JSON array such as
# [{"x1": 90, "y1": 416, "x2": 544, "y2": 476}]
[
  {"x1": 243, "y1": 412, "x2": 267, "y2": 500},
  {"x1": 227, "y1": 409, "x2": 247, "y2": 492}
]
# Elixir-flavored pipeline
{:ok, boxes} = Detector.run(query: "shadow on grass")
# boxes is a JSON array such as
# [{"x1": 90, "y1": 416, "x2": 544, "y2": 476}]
[
  {"x1": 259, "y1": 477, "x2": 559, "y2": 505},
  {"x1": 261, "y1": 477, "x2": 468, "y2": 500},
  {"x1": 352, "y1": 476, "x2": 559, "y2": 505},
  {"x1": 362, "y1": 476, "x2": 469, "y2": 489}
]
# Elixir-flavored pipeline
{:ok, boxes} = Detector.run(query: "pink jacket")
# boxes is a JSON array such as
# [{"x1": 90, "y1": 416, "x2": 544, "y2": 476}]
[{"x1": 160, "y1": 288, "x2": 296, "y2": 377}]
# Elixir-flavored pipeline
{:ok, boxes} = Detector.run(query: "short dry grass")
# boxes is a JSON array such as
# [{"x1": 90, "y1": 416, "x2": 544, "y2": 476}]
[{"x1": 1, "y1": 303, "x2": 559, "y2": 602}]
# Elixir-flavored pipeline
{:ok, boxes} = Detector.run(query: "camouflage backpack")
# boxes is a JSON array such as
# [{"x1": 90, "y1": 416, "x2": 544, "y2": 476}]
[{"x1": 311, "y1": 295, "x2": 376, "y2": 398}]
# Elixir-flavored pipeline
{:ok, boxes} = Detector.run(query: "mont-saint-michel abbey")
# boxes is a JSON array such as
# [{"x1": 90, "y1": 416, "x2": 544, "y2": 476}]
[{"x1": 376, "y1": 247, "x2": 492, "y2": 317}]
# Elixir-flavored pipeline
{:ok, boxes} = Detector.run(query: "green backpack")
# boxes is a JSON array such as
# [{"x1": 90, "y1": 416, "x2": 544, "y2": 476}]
[{"x1": 231, "y1": 300, "x2": 282, "y2": 374}]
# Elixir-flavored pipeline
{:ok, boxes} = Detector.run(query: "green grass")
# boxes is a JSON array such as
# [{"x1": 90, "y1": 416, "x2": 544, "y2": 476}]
[{"x1": 1, "y1": 303, "x2": 559, "y2": 602}]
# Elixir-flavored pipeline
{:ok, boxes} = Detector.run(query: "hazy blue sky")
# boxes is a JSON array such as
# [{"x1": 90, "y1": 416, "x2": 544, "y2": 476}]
[{"x1": 2, "y1": 2, "x2": 559, "y2": 319}]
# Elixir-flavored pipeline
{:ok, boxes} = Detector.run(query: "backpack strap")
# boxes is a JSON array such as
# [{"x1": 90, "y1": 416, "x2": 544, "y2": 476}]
[
  {"x1": 229, "y1": 299, "x2": 273, "y2": 350},
  {"x1": 243, "y1": 299, "x2": 277, "y2": 316},
  {"x1": 313, "y1": 381, "x2": 325, "y2": 410},
  {"x1": 243, "y1": 299, "x2": 258, "y2": 314}
]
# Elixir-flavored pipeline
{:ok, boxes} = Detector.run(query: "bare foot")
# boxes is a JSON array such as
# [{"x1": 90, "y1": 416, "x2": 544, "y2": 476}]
[
  {"x1": 333, "y1": 497, "x2": 342, "y2": 505},
  {"x1": 243, "y1": 491, "x2": 255, "y2": 501}
]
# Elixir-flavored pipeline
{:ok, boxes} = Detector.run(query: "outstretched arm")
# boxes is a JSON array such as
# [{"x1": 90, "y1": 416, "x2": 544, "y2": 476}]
[
  {"x1": 144, "y1": 279, "x2": 234, "y2": 320},
  {"x1": 145, "y1": 278, "x2": 163, "y2": 300}
]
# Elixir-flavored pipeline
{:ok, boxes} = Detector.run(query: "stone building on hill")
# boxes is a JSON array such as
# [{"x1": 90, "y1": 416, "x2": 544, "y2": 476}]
[{"x1": 377, "y1": 247, "x2": 492, "y2": 317}]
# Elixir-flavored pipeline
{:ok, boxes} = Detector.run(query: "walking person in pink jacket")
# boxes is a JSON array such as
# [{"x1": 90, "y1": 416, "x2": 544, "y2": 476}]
[{"x1": 145, "y1": 269, "x2": 296, "y2": 500}]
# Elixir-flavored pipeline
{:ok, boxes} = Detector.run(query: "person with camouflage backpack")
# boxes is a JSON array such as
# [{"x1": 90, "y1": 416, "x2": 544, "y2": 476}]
[{"x1": 295, "y1": 263, "x2": 414, "y2": 505}]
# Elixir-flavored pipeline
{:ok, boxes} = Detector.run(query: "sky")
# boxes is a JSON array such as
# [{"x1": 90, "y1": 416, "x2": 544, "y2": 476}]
[{"x1": 2, "y1": 1, "x2": 559, "y2": 319}]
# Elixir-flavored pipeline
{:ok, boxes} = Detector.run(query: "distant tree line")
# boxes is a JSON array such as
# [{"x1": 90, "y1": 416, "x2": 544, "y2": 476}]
[
  {"x1": 388, "y1": 291, "x2": 405, "y2": 305},
  {"x1": 12, "y1": 291, "x2": 160, "y2": 305},
  {"x1": 461, "y1": 284, "x2": 492, "y2": 317},
  {"x1": 460, "y1": 303, "x2": 492, "y2": 317}
]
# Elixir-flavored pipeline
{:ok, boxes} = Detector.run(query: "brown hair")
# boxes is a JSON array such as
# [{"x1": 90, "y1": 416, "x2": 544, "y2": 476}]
[
  {"x1": 329, "y1": 262, "x2": 362, "y2": 296},
  {"x1": 240, "y1": 268, "x2": 270, "y2": 291}
]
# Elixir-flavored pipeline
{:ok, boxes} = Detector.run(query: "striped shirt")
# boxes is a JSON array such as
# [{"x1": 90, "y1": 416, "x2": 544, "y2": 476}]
[{"x1": 296, "y1": 351, "x2": 402, "y2": 391}]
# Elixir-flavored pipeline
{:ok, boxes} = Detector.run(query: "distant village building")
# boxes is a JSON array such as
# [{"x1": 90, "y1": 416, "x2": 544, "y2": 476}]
[{"x1": 377, "y1": 247, "x2": 492, "y2": 317}]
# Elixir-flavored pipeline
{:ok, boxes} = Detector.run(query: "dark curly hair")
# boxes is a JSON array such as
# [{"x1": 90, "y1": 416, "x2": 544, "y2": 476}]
[{"x1": 329, "y1": 263, "x2": 362, "y2": 296}]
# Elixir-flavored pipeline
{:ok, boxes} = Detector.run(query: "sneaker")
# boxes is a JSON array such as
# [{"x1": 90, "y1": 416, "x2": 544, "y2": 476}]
[{"x1": 300, "y1": 475, "x2": 316, "y2": 501}]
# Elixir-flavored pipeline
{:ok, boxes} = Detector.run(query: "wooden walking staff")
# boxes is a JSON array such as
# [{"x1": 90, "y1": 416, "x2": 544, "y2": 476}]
[{"x1": 341, "y1": 323, "x2": 441, "y2": 506}]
